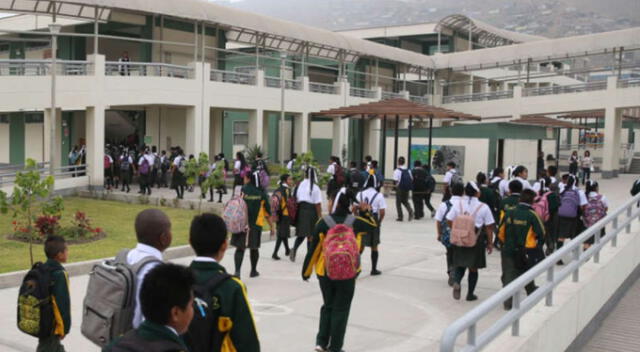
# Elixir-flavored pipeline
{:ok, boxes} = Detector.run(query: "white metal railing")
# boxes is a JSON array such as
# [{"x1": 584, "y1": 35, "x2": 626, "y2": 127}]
[
  {"x1": 523, "y1": 81, "x2": 607, "y2": 97},
  {"x1": 350, "y1": 87, "x2": 377, "y2": 99},
  {"x1": 381, "y1": 90, "x2": 404, "y2": 100},
  {"x1": 309, "y1": 82, "x2": 339, "y2": 95},
  {"x1": 210, "y1": 69, "x2": 256, "y2": 85},
  {"x1": 264, "y1": 76, "x2": 303, "y2": 90},
  {"x1": 617, "y1": 78, "x2": 640, "y2": 89},
  {"x1": 440, "y1": 192, "x2": 640, "y2": 352},
  {"x1": 409, "y1": 95, "x2": 430, "y2": 104},
  {"x1": 0, "y1": 164, "x2": 88, "y2": 186},
  {"x1": 0, "y1": 59, "x2": 91, "y2": 76},
  {"x1": 105, "y1": 61, "x2": 193, "y2": 79},
  {"x1": 442, "y1": 90, "x2": 514, "y2": 104}
]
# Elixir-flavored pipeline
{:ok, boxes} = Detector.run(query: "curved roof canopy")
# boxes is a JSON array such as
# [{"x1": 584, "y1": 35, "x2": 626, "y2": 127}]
[
  {"x1": 511, "y1": 116, "x2": 588, "y2": 129},
  {"x1": 311, "y1": 98, "x2": 481, "y2": 120},
  {"x1": 435, "y1": 14, "x2": 544, "y2": 48},
  {"x1": 0, "y1": 0, "x2": 434, "y2": 70}
]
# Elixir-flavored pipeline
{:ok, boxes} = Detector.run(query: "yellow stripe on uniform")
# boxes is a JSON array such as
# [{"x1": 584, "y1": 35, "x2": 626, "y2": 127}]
[{"x1": 230, "y1": 277, "x2": 259, "y2": 340}]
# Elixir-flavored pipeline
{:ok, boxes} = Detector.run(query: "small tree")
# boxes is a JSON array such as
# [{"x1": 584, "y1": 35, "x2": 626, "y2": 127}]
[
  {"x1": 0, "y1": 159, "x2": 64, "y2": 266},
  {"x1": 290, "y1": 151, "x2": 329, "y2": 187}
]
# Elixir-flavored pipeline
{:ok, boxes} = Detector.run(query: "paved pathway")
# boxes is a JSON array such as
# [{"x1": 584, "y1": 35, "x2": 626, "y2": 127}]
[{"x1": 0, "y1": 174, "x2": 637, "y2": 352}]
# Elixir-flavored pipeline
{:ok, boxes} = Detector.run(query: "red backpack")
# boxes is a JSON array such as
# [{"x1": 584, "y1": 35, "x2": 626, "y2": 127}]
[
  {"x1": 334, "y1": 165, "x2": 346, "y2": 186},
  {"x1": 104, "y1": 155, "x2": 112, "y2": 169},
  {"x1": 270, "y1": 191, "x2": 282, "y2": 223},
  {"x1": 322, "y1": 215, "x2": 359, "y2": 280},
  {"x1": 583, "y1": 194, "x2": 606, "y2": 227},
  {"x1": 532, "y1": 192, "x2": 551, "y2": 222}
]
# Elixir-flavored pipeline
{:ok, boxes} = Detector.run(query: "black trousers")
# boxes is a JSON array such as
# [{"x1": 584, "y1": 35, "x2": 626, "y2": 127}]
[
  {"x1": 395, "y1": 188, "x2": 413, "y2": 220},
  {"x1": 412, "y1": 192, "x2": 435, "y2": 218}
]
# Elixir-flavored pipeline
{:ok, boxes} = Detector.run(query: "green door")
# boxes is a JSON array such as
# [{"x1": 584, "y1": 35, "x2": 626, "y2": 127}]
[{"x1": 9, "y1": 113, "x2": 25, "y2": 165}]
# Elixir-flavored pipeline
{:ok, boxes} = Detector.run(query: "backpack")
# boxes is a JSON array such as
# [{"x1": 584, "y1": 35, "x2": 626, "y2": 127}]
[
  {"x1": 450, "y1": 171, "x2": 463, "y2": 186},
  {"x1": 223, "y1": 195, "x2": 248, "y2": 234},
  {"x1": 17, "y1": 262, "x2": 55, "y2": 338},
  {"x1": 397, "y1": 168, "x2": 413, "y2": 191},
  {"x1": 109, "y1": 329, "x2": 187, "y2": 352},
  {"x1": 558, "y1": 190, "x2": 580, "y2": 218},
  {"x1": 161, "y1": 157, "x2": 171, "y2": 171},
  {"x1": 184, "y1": 272, "x2": 232, "y2": 352},
  {"x1": 322, "y1": 215, "x2": 360, "y2": 280},
  {"x1": 81, "y1": 250, "x2": 162, "y2": 347},
  {"x1": 583, "y1": 194, "x2": 606, "y2": 227},
  {"x1": 178, "y1": 158, "x2": 186, "y2": 174},
  {"x1": 153, "y1": 155, "x2": 161, "y2": 170},
  {"x1": 631, "y1": 179, "x2": 640, "y2": 196},
  {"x1": 104, "y1": 156, "x2": 112, "y2": 169},
  {"x1": 349, "y1": 169, "x2": 364, "y2": 190},
  {"x1": 334, "y1": 165, "x2": 346, "y2": 186},
  {"x1": 440, "y1": 201, "x2": 453, "y2": 248},
  {"x1": 425, "y1": 174, "x2": 436, "y2": 193},
  {"x1": 450, "y1": 202, "x2": 481, "y2": 247},
  {"x1": 259, "y1": 169, "x2": 270, "y2": 190},
  {"x1": 288, "y1": 187, "x2": 299, "y2": 226},
  {"x1": 270, "y1": 191, "x2": 283, "y2": 223},
  {"x1": 358, "y1": 191, "x2": 380, "y2": 218},
  {"x1": 532, "y1": 192, "x2": 551, "y2": 222},
  {"x1": 120, "y1": 157, "x2": 131, "y2": 171},
  {"x1": 139, "y1": 159, "x2": 150, "y2": 175},
  {"x1": 412, "y1": 168, "x2": 427, "y2": 191}
]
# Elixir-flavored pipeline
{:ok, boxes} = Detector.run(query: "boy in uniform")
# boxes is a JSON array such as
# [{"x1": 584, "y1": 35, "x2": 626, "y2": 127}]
[
  {"x1": 187, "y1": 213, "x2": 260, "y2": 352},
  {"x1": 498, "y1": 189, "x2": 546, "y2": 310},
  {"x1": 499, "y1": 180, "x2": 523, "y2": 221},
  {"x1": 38, "y1": 236, "x2": 71, "y2": 352}
]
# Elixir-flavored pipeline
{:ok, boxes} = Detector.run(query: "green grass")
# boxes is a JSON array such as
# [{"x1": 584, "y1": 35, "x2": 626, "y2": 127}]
[{"x1": 0, "y1": 197, "x2": 201, "y2": 273}]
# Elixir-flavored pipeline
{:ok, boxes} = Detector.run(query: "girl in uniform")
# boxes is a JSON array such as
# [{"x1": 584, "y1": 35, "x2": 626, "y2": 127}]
[
  {"x1": 233, "y1": 152, "x2": 248, "y2": 196},
  {"x1": 231, "y1": 170, "x2": 275, "y2": 278},
  {"x1": 512, "y1": 165, "x2": 532, "y2": 191},
  {"x1": 446, "y1": 182, "x2": 496, "y2": 301},
  {"x1": 583, "y1": 180, "x2": 608, "y2": 250},
  {"x1": 272, "y1": 174, "x2": 293, "y2": 260},
  {"x1": 290, "y1": 167, "x2": 323, "y2": 262},
  {"x1": 354, "y1": 174, "x2": 387, "y2": 275},
  {"x1": 556, "y1": 175, "x2": 583, "y2": 260},
  {"x1": 171, "y1": 148, "x2": 186, "y2": 199}
]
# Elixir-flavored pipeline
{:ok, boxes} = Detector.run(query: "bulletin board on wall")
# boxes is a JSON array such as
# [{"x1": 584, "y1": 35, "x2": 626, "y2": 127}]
[{"x1": 411, "y1": 144, "x2": 466, "y2": 175}]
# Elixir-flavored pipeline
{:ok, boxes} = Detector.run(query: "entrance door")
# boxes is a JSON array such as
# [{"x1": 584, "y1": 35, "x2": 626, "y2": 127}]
[
  {"x1": 497, "y1": 139, "x2": 504, "y2": 168},
  {"x1": 9, "y1": 114, "x2": 25, "y2": 164}
]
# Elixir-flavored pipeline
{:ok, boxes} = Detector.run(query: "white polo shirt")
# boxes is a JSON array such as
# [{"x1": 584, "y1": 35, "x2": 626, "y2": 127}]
[
  {"x1": 295, "y1": 179, "x2": 322, "y2": 205},
  {"x1": 443, "y1": 169, "x2": 457, "y2": 185},
  {"x1": 435, "y1": 195, "x2": 461, "y2": 222},
  {"x1": 127, "y1": 243, "x2": 163, "y2": 328},
  {"x1": 355, "y1": 188, "x2": 386, "y2": 214},
  {"x1": 446, "y1": 196, "x2": 496, "y2": 228}
]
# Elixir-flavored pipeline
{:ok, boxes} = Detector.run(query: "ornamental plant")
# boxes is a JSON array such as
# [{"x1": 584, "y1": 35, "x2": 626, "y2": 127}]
[{"x1": 0, "y1": 159, "x2": 64, "y2": 266}]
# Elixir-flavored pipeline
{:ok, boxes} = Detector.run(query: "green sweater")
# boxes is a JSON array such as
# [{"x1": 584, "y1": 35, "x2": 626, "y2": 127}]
[
  {"x1": 103, "y1": 320, "x2": 188, "y2": 352},
  {"x1": 242, "y1": 184, "x2": 271, "y2": 231},
  {"x1": 189, "y1": 260, "x2": 260, "y2": 352},
  {"x1": 498, "y1": 203, "x2": 546, "y2": 255},
  {"x1": 44, "y1": 259, "x2": 70, "y2": 337}
]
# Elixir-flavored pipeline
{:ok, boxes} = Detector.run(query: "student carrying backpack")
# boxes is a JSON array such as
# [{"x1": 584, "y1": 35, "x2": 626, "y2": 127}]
[
  {"x1": 450, "y1": 202, "x2": 482, "y2": 247},
  {"x1": 322, "y1": 215, "x2": 360, "y2": 280},
  {"x1": 17, "y1": 263, "x2": 55, "y2": 339},
  {"x1": 583, "y1": 194, "x2": 606, "y2": 228},
  {"x1": 532, "y1": 191, "x2": 551, "y2": 222},
  {"x1": 223, "y1": 194, "x2": 249, "y2": 234}
]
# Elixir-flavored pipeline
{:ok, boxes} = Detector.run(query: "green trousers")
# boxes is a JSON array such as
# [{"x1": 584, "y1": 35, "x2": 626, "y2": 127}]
[
  {"x1": 37, "y1": 336, "x2": 65, "y2": 352},
  {"x1": 317, "y1": 276, "x2": 356, "y2": 352},
  {"x1": 501, "y1": 252, "x2": 537, "y2": 307}
]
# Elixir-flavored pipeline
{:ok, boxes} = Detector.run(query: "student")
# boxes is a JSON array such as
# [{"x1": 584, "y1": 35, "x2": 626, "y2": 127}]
[
  {"x1": 104, "y1": 149, "x2": 114, "y2": 191},
  {"x1": 364, "y1": 155, "x2": 373, "y2": 172},
  {"x1": 547, "y1": 165, "x2": 559, "y2": 186},
  {"x1": 412, "y1": 160, "x2": 434, "y2": 219},
  {"x1": 302, "y1": 189, "x2": 377, "y2": 352},
  {"x1": 583, "y1": 180, "x2": 608, "y2": 250},
  {"x1": 273, "y1": 174, "x2": 293, "y2": 260},
  {"x1": 104, "y1": 264, "x2": 194, "y2": 352},
  {"x1": 326, "y1": 156, "x2": 344, "y2": 213},
  {"x1": 499, "y1": 180, "x2": 523, "y2": 222},
  {"x1": 291, "y1": 167, "x2": 323, "y2": 262},
  {"x1": 138, "y1": 148, "x2": 154, "y2": 196},
  {"x1": 446, "y1": 182, "x2": 496, "y2": 301},
  {"x1": 536, "y1": 177, "x2": 560, "y2": 255},
  {"x1": 477, "y1": 172, "x2": 499, "y2": 223},
  {"x1": 370, "y1": 160, "x2": 383, "y2": 191},
  {"x1": 536, "y1": 151, "x2": 545, "y2": 180},
  {"x1": 346, "y1": 161, "x2": 363, "y2": 195},
  {"x1": 232, "y1": 171, "x2": 274, "y2": 278},
  {"x1": 159, "y1": 150, "x2": 170, "y2": 188},
  {"x1": 557, "y1": 176, "x2": 583, "y2": 262},
  {"x1": 490, "y1": 167, "x2": 510, "y2": 198},
  {"x1": 172, "y1": 148, "x2": 186, "y2": 199},
  {"x1": 355, "y1": 174, "x2": 387, "y2": 275},
  {"x1": 423, "y1": 164, "x2": 437, "y2": 217},
  {"x1": 442, "y1": 162, "x2": 460, "y2": 201},
  {"x1": 568, "y1": 151, "x2": 579, "y2": 178},
  {"x1": 512, "y1": 165, "x2": 532, "y2": 191},
  {"x1": 435, "y1": 182, "x2": 465, "y2": 286},
  {"x1": 37, "y1": 236, "x2": 70, "y2": 352},
  {"x1": 581, "y1": 151, "x2": 593, "y2": 185},
  {"x1": 286, "y1": 153, "x2": 297, "y2": 172},
  {"x1": 393, "y1": 156, "x2": 414, "y2": 222},
  {"x1": 187, "y1": 214, "x2": 260, "y2": 352},
  {"x1": 233, "y1": 152, "x2": 248, "y2": 196},
  {"x1": 119, "y1": 151, "x2": 133, "y2": 193},
  {"x1": 498, "y1": 189, "x2": 545, "y2": 310}
]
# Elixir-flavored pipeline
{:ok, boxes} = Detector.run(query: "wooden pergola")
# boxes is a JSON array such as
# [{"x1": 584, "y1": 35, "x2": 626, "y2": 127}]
[
  {"x1": 312, "y1": 99, "x2": 481, "y2": 171},
  {"x1": 557, "y1": 110, "x2": 640, "y2": 133}
]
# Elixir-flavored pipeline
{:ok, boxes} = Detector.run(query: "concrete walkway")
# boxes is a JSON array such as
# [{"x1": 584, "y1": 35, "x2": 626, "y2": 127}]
[{"x1": 0, "y1": 174, "x2": 637, "y2": 352}]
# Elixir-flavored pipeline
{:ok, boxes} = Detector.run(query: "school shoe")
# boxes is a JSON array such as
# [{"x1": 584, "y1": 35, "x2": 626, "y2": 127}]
[
  {"x1": 314, "y1": 346, "x2": 327, "y2": 352},
  {"x1": 466, "y1": 294, "x2": 478, "y2": 302},
  {"x1": 395, "y1": 218, "x2": 403, "y2": 222},
  {"x1": 431, "y1": 210, "x2": 436, "y2": 218},
  {"x1": 408, "y1": 213, "x2": 414, "y2": 221},
  {"x1": 448, "y1": 273, "x2": 455, "y2": 287},
  {"x1": 453, "y1": 283, "x2": 461, "y2": 300},
  {"x1": 250, "y1": 270, "x2": 260, "y2": 278},
  {"x1": 371, "y1": 269, "x2": 382, "y2": 276},
  {"x1": 290, "y1": 248, "x2": 297, "y2": 262},
  {"x1": 272, "y1": 254, "x2": 281, "y2": 260}
]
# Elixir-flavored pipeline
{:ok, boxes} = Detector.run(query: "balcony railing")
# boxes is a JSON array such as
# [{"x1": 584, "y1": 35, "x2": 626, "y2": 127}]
[
  {"x1": 264, "y1": 76, "x2": 303, "y2": 90},
  {"x1": 409, "y1": 95, "x2": 429, "y2": 105},
  {"x1": 0, "y1": 164, "x2": 88, "y2": 186},
  {"x1": 617, "y1": 78, "x2": 640, "y2": 89},
  {"x1": 0, "y1": 59, "x2": 91, "y2": 76},
  {"x1": 350, "y1": 87, "x2": 377, "y2": 99},
  {"x1": 443, "y1": 90, "x2": 514, "y2": 104},
  {"x1": 210, "y1": 69, "x2": 256, "y2": 85},
  {"x1": 105, "y1": 62, "x2": 193, "y2": 79},
  {"x1": 309, "y1": 82, "x2": 339, "y2": 95},
  {"x1": 381, "y1": 91, "x2": 404, "y2": 100},
  {"x1": 523, "y1": 81, "x2": 607, "y2": 97}
]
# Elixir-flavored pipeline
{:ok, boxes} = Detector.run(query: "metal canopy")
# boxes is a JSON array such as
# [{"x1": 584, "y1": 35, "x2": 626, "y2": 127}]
[
  {"x1": 557, "y1": 110, "x2": 640, "y2": 121},
  {"x1": 435, "y1": 14, "x2": 544, "y2": 48},
  {"x1": 0, "y1": 0, "x2": 111, "y2": 21},
  {"x1": 311, "y1": 98, "x2": 481, "y2": 120},
  {"x1": 510, "y1": 116, "x2": 589, "y2": 129}
]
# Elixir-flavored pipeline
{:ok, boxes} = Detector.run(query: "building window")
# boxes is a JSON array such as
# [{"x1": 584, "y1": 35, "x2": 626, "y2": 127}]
[
  {"x1": 0, "y1": 114, "x2": 8, "y2": 124},
  {"x1": 233, "y1": 121, "x2": 249, "y2": 146},
  {"x1": 25, "y1": 113, "x2": 44, "y2": 123}
]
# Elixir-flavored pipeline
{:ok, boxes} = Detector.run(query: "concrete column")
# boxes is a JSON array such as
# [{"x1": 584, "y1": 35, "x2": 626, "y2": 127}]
[
  {"x1": 145, "y1": 106, "x2": 161, "y2": 149},
  {"x1": 210, "y1": 108, "x2": 224, "y2": 156},
  {"x1": 185, "y1": 105, "x2": 204, "y2": 156},
  {"x1": 511, "y1": 85, "x2": 523, "y2": 121},
  {"x1": 43, "y1": 108, "x2": 62, "y2": 168},
  {"x1": 366, "y1": 118, "x2": 381, "y2": 160},
  {"x1": 248, "y1": 109, "x2": 265, "y2": 148},
  {"x1": 602, "y1": 106, "x2": 622, "y2": 178},
  {"x1": 85, "y1": 105, "x2": 105, "y2": 187},
  {"x1": 86, "y1": 54, "x2": 105, "y2": 77},
  {"x1": 294, "y1": 112, "x2": 310, "y2": 153},
  {"x1": 400, "y1": 90, "x2": 410, "y2": 100},
  {"x1": 302, "y1": 76, "x2": 310, "y2": 92},
  {"x1": 332, "y1": 117, "x2": 345, "y2": 157}
]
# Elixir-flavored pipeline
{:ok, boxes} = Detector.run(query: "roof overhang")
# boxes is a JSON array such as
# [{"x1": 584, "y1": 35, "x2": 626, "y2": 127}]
[{"x1": 435, "y1": 14, "x2": 545, "y2": 48}]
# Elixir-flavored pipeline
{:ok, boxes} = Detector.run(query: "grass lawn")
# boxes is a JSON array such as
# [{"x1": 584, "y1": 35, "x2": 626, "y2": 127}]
[{"x1": 0, "y1": 197, "x2": 201, "y2": 274}]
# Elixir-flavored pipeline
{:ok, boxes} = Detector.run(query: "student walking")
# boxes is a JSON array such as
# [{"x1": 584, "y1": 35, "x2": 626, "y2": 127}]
[
  {"x1": 442, "y1": 162, "x2": 462, "y2": 201},
  {"x1": 119, "y1": 151, "x2": 133, "y2": 193},
  {"x1": 355, "y1": 174, "x2": 387, "y2": 275},
  {"x1": 393, "y1": 157, "x2": 414, "y2": 222},
  {"x1": 272, "y1": 174, "x2": 293, "y2": 260},
  {"x1": 412, "y1": 160, "x2": 435, "y2": 219},
  {"x1": 498, "y1": 189, "x2": 545, "y2": 310},
  {"x1": 534, "y1": 177, "x2": 560, "y2": 255},
  {"x1": 490, "y1": 167, "x2": 510, "y2": 198},
  {"x1": 172, "y1": 148, "x2": 187, "y2": 199},
  {"x1": 477, "y1": 172, "x2": 500, "y2": 223},
  {"x1": 435, "y1": 182, "x2": 465, "y2": 286},
  {"x1": 512, "y1": 166, "x2": 532, "y2": 191},
  {"x1": 583, "y1": 180, "x2": 608, "y2": 250},
  {"x1": 137, "y1": 148, "x2": 154, "y2": 195},
  {"x1": 291, "y1": 167, "x2": 323, "y2": 262},
  {"x1": 326, "y1": 156, "x2": 345, "y2": 213},
  {"x1": 556, "y1": 176, "x2": 583, "y2": 262},
  {"x1": 233, "y1": 152, "x2": 248, "y2": 196},
  {"x1": 186, "y1": 214, "x2": 260, "y2": 352},
  {"x1": 446, "y1": 182, "x2": 496, "y2": 301},
  {"x1": 302, "y1": 190, "x2": 376, "y2": 352},
  {"x1": 581, "y1": 151, "x2": 593, "y2": 185},
  {"x1": 568, "y1": 151, "x2": 579, "y2": 178},
  {"x1": 231, "y1": 171, "x2": 274, "y2": 278},
  {"x1": 104, "y1": 150, "x2": 114, "y2": 191}
]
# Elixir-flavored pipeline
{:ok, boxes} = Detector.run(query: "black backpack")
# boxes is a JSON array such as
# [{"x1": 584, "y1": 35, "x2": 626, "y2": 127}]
[
  {"x1": 349, "y1": 169, "x2": 364, "y2": 190},
  {"x1": 425, "y1": 174, "x2": 436, "y2": 193},
  {"x1": 412, "y1": 168, "x2": 428, "y2": 191},
  {"x1": 184, "y1": 272, "x2": 232, "y2": 352},
  {"x1": 110, "y1": 330, "x2": 187, "y2": 352},
  {"x1": 17, "y1": 262, "x2": 55, "y2": 338}
]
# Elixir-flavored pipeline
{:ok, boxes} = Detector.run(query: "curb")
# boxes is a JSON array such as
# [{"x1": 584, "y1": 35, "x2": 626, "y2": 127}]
[
  {"x1": 0, "y1": 231, "x2": 274, "y2": 289},
  {"x1": 77, "y1": 190, "x2": 226, "y2": 213}
]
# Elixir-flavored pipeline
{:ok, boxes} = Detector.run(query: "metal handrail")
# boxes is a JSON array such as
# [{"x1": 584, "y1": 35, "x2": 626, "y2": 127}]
[
  {"x1": 617, "y1": 78, "x2": 640, "y2": 88},
  {"x1": 351, "y1": 87, "x2": 377, "y2": 99},
  {"x1": 264, "y1": 76, "x2": 303, "y2": 90},
  {"x1": 440, "y1": 192, "x2": 640, "y2": 352},
  {"x1": 523, "y1": 81, "x2": 607, "y2": 97},
  {"x1": 0, "y1": 59, "x2": 91, "y2": 76},
  {"x1": 442, "y1": 90, "x2": 514, "y2": 104},
  {"x1": 381, "y1": 90, "x2": 404, "y2": 100},
  {"x1": 105, "y1": 61, "x2": 193, "y2": 78},
  {"x1": 0, "y1": 164, "x2": 88, "y2": 185},
  {"x1": 309, "y1": 82, "x2": 339, "y2": 95},
  {"x1": 410, "y1": 95, "x2": 429, "y2": 104},
  {"x1": 210, "y1": 69, "x2": 256, "y2": 85}
]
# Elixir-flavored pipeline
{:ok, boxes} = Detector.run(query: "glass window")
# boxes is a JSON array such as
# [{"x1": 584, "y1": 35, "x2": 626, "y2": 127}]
[
  {"x1": 0, "y1": 114, "x2": 8, "y2": 124},
  {"x1": 233, "y1": 121, "x2": 249, "y2": 145}
]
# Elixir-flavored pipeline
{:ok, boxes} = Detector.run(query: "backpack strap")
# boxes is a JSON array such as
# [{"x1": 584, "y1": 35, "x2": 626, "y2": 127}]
[
  {"x1": 344, "y1": 215, "x2": 357, "y2": 227},
  {"x1": 195, "y1": 272, "x2": 231, "y2": 296},
  {"x1": 471, "y1": 204, "x2": 483, "y2": 218},
  {"x1": 114, "y1": 249, "x2": 130, "y2": 264},
  {"x1": 131, "y1": 255, "x2": 163, "y2": 275},
  {"x1": 323, "y1": 215, "x2": 336, "y2": 228},
  {"x1": 369, "y1": 192, "x2": 380, "y2": 205}
]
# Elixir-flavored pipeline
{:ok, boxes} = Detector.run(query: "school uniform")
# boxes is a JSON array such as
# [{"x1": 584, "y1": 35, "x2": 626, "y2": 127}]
[
  {"x1": 326, "y1": 162, "x2": 339, "y2": 199},
  {"x1": 275, "y1": 184, "x2": 292, "y2": 239},
  {"x1": 499, "y1": 193, "x2": 520, "y2": 222},
  {"x1": 446, "y1": 197, "x2": 495, "y2": 269},
  {"x1": 231, "y1": 184, "x2": 270, "y2": 250},
  {"x1": 302, "y1": 212, "x2": 377, "y2": 352},
  {"x1": 584, "y1": 192, "x2": 608, "y2": 245},
  {"x1": 355, "y1": 188, "x2": 386, "y2": 247},
  {"x1": 498, "y1": 203, "x2": 545, "y2": 307},
  {"x1": 138, "y1": 154, "x2": 154, "y2": 194},
  {"x1": 411, "y1": 167, "x2": 434, "y2": 219},
  {"x1": 515, "y1": 176, "x2": 532, "y2": 191},
  {"x1": 119, "y1": 155, "x2": 133, "y2": 191},
  {"x1": 295, "y1": 179, "x2": 323, "y2": 238},
  {"x1": 558, "y1": 188, "x2": 582, "y2": 239},
  {"x1": 490, "y1": 176, "x2": 509, "y2": 198},
  {"x1": 188, "y1": 258, "x2": 260, "y2": 352},
  {"x1": 171, "y1": 156, "x2": 186, "y2": 189},
  {"x1": 103, "y1": 320, "x2": 188, "y2": 352},
  {"x1": 393, "y1": 166, "x2": 414, "y2": 220},
  {"x1": 435, "y1": 195, "x2": 461, "y2": 280},
  {"x1": 127, "y1": 243, "x2": 163, "y2": 328},
  {"x1": 37, "y1": 259, "x2": 70, "y2": 352},
  {"x1": 479, "y1": 185, "x2": 500, "y2": 222}
]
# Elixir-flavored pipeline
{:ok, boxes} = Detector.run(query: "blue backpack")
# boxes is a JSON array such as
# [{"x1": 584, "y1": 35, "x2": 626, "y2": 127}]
[
  {"x1": 398, "y1": 168, "x2": 413, "y2": 191},
  {"x1": 558, "y1": 189, "x2": 580, "y2": 218},
  {"x1": 440, "y1": 200, "x2": 453, "y2": 248}
]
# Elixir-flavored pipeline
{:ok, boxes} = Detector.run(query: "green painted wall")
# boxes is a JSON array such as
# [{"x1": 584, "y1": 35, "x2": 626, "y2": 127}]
[
  {"x1": 61, "y1": 113, "x2": 73, "y2": 165},
  {"x1": 222, "y1": 111, "x2": 249, "y2": 159},
  {"x1": 9, "y1": 114, "x2": 25, "y2": 164},
  {"x1": 311, "y1": 139, "x2": 332, "y2": 165},
  {"x1": 348, "y1": 119, "x2": 363, "y2": 163}
]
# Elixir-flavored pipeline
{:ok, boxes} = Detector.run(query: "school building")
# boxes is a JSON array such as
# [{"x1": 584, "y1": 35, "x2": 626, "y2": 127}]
[{"x1": 0, "y1": 0, "x2": 639, "y2": 192}]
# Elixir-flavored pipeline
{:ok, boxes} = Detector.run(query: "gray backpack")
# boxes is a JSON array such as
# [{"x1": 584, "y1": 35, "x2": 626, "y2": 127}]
[{"x1": 81, "y1": 249, "x2": 161, "y2": 347}]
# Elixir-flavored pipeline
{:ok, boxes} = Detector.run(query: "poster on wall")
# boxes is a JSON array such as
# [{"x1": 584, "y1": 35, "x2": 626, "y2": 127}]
[{"x1": 410, "y1": 145, "x2": 466, "y2": 175}]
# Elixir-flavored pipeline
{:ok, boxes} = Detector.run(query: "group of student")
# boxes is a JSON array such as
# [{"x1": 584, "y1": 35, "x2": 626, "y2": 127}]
[{"x1": 434, "y1": 162, "x2": 609, "y2": 308}]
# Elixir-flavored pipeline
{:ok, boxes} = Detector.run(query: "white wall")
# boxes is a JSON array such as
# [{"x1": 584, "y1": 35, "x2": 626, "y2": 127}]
[
  {"x1": 503, "y1": 139, "x2": 538, "y2": 178},
  {"x1": 24, "y1": 122, "x2": 43, "y2": 162},
  {"x1": 0, "y1": 123, "x2": 9, "y2": 163},
  {"x1": 310, "y1": 121, "x2": 332, "y2": 139}
]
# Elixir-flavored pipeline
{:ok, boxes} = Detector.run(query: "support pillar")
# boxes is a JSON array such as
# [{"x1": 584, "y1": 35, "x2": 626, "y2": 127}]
[
  {"x1": 602, "y1": 106, "x2": 622, "y2": 179},
  {"x1": 332, "y1": 117, "x2": 345, "y2": 158},
  {"x1": 43, "y1": 108, "x2": 62, "y2": 168},
  {"x1": 85, "y1": 105, "x2": 105, "y2": 187},
  {"x1": 294, "y1": 112, "x2": 310, "y2": 153},
  {"x1": 210, "y1": 108, "x2": 224, "y2": 156},
  {"x1": 248, "y1": 109, "x2": 265, "y2": 149},
  {"x1": 185, "y1": 106, "x2": 204, "y2": 156}
]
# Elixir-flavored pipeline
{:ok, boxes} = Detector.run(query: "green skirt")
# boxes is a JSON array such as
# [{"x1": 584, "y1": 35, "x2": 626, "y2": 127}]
[
  {"x1": 295, "y1": 202, "x2": 318, "y2": 238},
  {"x1": 452, "y1": 231, "x2": 487, "y2": 269}
]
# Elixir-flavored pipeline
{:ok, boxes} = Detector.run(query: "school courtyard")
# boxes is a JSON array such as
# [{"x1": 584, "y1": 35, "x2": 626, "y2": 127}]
[{"x1": 0, "y1": 173, "x2": 638, "y2": 352}]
